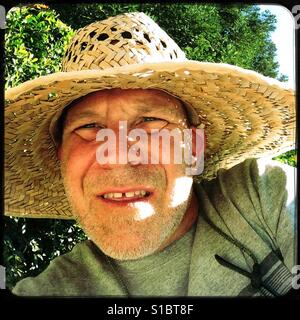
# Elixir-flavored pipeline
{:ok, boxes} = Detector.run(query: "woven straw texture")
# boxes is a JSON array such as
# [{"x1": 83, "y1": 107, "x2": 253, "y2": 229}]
[{"x1": 5, "y1": 12, "x2": 295, "y2": 219}]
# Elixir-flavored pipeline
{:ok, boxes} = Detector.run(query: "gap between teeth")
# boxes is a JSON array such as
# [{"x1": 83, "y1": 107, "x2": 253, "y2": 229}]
[{"x1": 102, "y1": 191, "x2": 148, "y2": 199}]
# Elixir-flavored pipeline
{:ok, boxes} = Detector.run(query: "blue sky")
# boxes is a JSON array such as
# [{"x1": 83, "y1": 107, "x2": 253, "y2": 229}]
[{"x1": 259, "y1": 4, "x2": 295, "y2": 88}]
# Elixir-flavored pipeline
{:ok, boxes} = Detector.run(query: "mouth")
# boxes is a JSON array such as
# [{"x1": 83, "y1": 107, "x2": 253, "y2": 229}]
[{"x1": 97, "y1": 189, "x2": 152, "y2": 203}]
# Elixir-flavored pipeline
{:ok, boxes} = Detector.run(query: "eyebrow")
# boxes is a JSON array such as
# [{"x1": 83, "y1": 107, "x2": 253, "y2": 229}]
[
  {"x1": 68, "y1": 110, "x2": 100, "y2": 119},
  {"x1": 135, "y1": 104, "x2": 182, "y2": 114},
  {"x1": 138, "y1": 99, "x2": 187, "y2": 115},
  {"x1": 136, "y1": 105, "x2": 167, "y2": 113},
  {"x1": 65, "y1": 110, "x2": 103, "y2": 125}
]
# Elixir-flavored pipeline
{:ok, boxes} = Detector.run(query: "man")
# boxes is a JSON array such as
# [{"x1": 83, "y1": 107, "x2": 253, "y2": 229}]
[{"x1": 5, "y1": 12, "x2": 296, "y2": 296}]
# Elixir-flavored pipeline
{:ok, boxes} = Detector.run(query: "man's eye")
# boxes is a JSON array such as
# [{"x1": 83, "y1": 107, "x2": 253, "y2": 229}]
[
  {"x1": 135, "y1": 117, "x2": 168, "y2": 131},
  {"x1": 143, "y1": 117, "x2": 161, "y2": 122},
  {"x1": 74, "y1": 123, "x2": 103, "y2": 141},
  {"x1": 77, "y1": 123, "x2": 99, "y2": 129}
]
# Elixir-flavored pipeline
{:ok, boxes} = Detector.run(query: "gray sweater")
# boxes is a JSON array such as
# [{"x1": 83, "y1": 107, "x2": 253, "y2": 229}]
[{"x1": 12, "y1": 158, "x2": 296, "y2": 297}]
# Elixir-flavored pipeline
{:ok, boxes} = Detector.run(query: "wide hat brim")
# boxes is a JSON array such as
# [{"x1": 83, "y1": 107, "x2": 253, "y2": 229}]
[{"x1": 5, "y1": 60, "x2": 295, "y2": 219}]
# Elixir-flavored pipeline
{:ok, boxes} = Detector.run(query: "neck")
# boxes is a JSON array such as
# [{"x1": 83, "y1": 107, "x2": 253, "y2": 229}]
[{"x1": 156, "y1": 190, "x2": 198, "y2": 252}]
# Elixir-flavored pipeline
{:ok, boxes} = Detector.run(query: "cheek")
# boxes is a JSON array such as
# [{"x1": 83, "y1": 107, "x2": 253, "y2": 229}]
[
  {"x1": 60, "y1": 137, "x2": 98, "y2": 191},
  {"x1": 163, "y1": 163, "x2": 190, "y2": 184},
  {"x1": 147, "y1": 126, "x2": 188, "y2": 164},
  {"x1": 144, "y1": 128, "x2": 190, "y2": 201}
]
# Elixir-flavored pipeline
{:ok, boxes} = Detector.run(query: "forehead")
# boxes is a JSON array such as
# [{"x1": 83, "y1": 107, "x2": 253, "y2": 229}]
[{"x1": 66, "y1": 88, "x2": 187, "y2": 118}]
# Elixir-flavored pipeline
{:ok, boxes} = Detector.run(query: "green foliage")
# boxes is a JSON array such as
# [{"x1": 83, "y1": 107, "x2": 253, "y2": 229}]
[
  {"x1": 5, "y1": 6, "x2": 74, "y2": 89},
  {"x1": 50, "y1": 3, "x2": 140, "y2": 30},
  {"x1": 4, "y1": 3, "x2": 296, "y2": 290},
  {"x1": 273, "y1": 150, "x2": 297, "y2": 167},
  {"x1": 4, "y1": 6, "x2": 83, "y2": 290},
  {"x1": 4, "y1": 217, "x2": 87, "y2": 289},
  {"x1": 51, "y1": 3, "x2": 281, "y2": 79}
]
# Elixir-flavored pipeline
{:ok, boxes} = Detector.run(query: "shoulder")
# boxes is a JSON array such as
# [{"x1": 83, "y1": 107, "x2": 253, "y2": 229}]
[
  {"x1": 204, "y1": 157, "x2": 294, "y2": 189},
  {"x1": 227, "y1": 157, "x2": 294, "y2": 189},
  {"x1": 12, "y1": 240, "x2": 101, "y2": 296},
  {"x1": 199, "y1": 157, "x2": 295, "y2": 214},
  {"x1": 223, "y1": 157, "x2": 294, "y2": 221},
  {"x1": 194, "y1": 157, "x2": 296, "y2": 265}
]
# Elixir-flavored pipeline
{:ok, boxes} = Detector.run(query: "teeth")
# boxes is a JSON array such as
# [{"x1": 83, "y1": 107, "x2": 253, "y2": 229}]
[
  {"x1": 102, "y1": 190, "x2": 149, "y2": 199},
  {"x1": 113, "y1": 193, "x2": 122, "y2": 198},
  {"x1": 125, "y1": 192, "x2": 135, "y2": 198}
]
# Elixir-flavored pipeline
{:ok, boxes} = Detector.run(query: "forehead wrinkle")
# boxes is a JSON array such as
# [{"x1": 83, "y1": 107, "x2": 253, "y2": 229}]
[
  {"x1": 118, "y1": 105, "x2": 131, "y2": 117},
  {"x1": 66, "y1": 93, "x2": 110, "y2": 122},
  {"x1": 108, "y1": 103, "x2": 171, "y2": 119},
  {"x1": 151, "y1": 105, "x2": 187, "y2": 122},
  {"x1": 70, "y1": 110, "x2": 100, "y2": 118}
]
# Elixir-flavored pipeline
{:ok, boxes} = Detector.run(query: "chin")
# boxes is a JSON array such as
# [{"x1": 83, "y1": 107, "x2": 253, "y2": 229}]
[{"x1": 91, "y1": 232, "x2": 166, "y2": 261}]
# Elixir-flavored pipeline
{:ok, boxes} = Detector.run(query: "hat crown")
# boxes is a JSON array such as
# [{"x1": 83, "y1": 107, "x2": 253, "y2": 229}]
[{"x1": 62, "y1": 12, "x2": 186, "y2": 72}]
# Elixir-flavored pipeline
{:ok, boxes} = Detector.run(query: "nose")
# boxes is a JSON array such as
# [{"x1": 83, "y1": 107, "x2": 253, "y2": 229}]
[{"x1": 95, "y1": 121, "x2": 148, "y2": 170}]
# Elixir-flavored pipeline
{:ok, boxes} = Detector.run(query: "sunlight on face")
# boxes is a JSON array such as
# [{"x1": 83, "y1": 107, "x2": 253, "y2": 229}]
[
  {"x1": 132, "y1": 202, "x2": 155, "y2": 221},
  {"x1": 59, "y1": 88, "x2": 198, "y2": 260},
  {"x1": 131, "y1": 176, "x2": 193, "y2": 221},
  {"x1": 169, "y1": 177, "x2": 194, "y2": 208}
]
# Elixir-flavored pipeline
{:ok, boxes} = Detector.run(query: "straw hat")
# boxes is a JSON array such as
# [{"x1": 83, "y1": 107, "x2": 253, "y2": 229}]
[{"x1": 5, "y1": 12, "x2": 295, "y2": 219}]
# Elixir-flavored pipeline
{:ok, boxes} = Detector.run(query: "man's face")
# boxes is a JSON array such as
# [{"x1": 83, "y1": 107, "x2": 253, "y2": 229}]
[{"x1": 58, "y1": 88, "x2": 198, "y2": 260}]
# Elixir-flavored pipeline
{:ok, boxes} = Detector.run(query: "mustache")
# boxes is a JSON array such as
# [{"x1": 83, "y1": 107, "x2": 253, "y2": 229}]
[{"x1": 83, "y1": 165, "x2": 166, "y2": 192}]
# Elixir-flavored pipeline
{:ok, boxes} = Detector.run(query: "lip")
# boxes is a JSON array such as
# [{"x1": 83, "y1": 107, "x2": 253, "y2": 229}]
[
  {"x1": 96, "y1": 187, "x2": 154, "y2": 206},
  {"x1": 97, "y1": 186, "x2": 154, "y2": 196}
]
